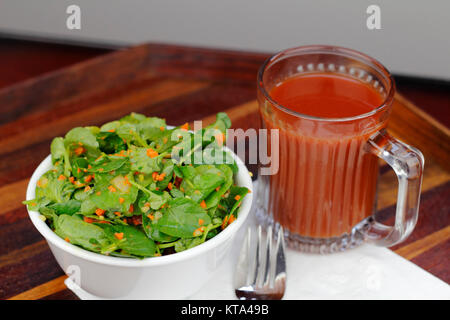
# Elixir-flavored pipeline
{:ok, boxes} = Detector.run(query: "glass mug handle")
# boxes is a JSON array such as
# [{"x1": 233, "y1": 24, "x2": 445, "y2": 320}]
[{"x1": 364, "y1": 130, "x2": 425, "y2": 247}]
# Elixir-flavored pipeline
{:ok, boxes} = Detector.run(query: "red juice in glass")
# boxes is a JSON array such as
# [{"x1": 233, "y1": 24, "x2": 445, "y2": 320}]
[
  {"x1": 256, "y1": 46, "x2": 424, "y2": 253},
  {"x1": 267, "y1": 73, "x2": 383, "y2": 238}
]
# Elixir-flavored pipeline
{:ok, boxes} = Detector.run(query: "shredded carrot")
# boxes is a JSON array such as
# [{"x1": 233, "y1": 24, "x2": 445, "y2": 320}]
[
  {"x1": 114, "y1": 232, "x2": 124, "y2": 240},
  {"x1": 87, "y1": 164, "x2": 92, "y2": 169},
  {"x1": 128, "y1": 204, "x2": 134, "y2": 213},
  {"x1": 215, "y1": 186, "x2": 221, "y2": 192},
  {"x1": 74, "y1": 180, "x2": 84, "y2": 188},
  {"x1": 214, "y1": 132, "x2": 225, "y2": 147},
  {"x1": 77, "y1": 168, "x2": 81, "y2": 174},
  {"x1": 147, "y1": 214, "x2": 154, "y2": 221},
  {"x1": 193, "y1": 228, "x2": 202, "y2": 237},
  {"x1": 124, "y1": 175, "x2": 131, "y2": 186},
  {"x1": 198, "y1": 219, "x2": 204, "y2": 226},
  {"x1": 69, "y1": 176, "x2": 75, "y2": 184},
  {"x1": 107, "y1": 129, "x2": 116, "y2": 133},
  {"x1": 96, "y1": 191, "x2": 101, "y2": 196},
  {"x1": 74, "y1": 147, "x2": 85, "y2": 156},
  {"x1": 156, "y1": 173, "x2": 166, "y2": 181},
  {"x1": 119, "y1": 197, "x2": 125, "y2": 204},
  {"x1": 95, "y1": 208, "x2": 105, "y2": 216},
  {"x1": 65, "y1": 237, "x2": 70, "y2": 243},
  {"x1": 234, "y1": 195, "x2": 241, "y2": 201},
  {"x1": 200, "y1": 200, "x2": 207, "y2": 209},
  {"x1": 146, "y1": 148, "x2": 159, "y2": 158},
  {"x1": 58, "y1": 175, "x2": 66, "y2": 181},
  {"x1": 221, "y1": 215, "x2": 229, "y2": 230},
  {"x1": 37, "y1": 180, "x2": 42, "y2": 187},
  {"x1": 83, "y1": 185, "x2": 91, "y2": 192},
  {"x1": 228, "y1": 214, "x2": 236, "y2": 224},
  {"x1": 83, "y1": 217, "x2": 94, "y2": 223},
  {"x1": 180, "y1": 123, "x2": 189, "y2": 131},
  {"x1": 167, "y1": 182, "x2": 173, "y2": 190},
  {"x1": 152, "y1": 172, "x2": 159, "y2": 181},
  {"x1": 84, "y1": 175, "x2": 93, "y2": 183},
  {"x1": 160, "y1": 126, "x2": 165, "y2": 131},
  {"x1": 108, "y1": 185, "x2": 117, "y2": 193},
  {"x1": 114, "y1": 211, "x2": 121, "y2": 216}
]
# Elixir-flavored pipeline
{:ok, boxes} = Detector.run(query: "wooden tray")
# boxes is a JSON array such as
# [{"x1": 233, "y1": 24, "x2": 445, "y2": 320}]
[{"x1": 0, "y1": 44, "x2": 448, "y2": 300}]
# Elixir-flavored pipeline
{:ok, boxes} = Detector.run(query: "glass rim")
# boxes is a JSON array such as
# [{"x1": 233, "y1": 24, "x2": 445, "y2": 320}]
[{"x1": 257, "y1": 45, "x2": 396, "y2": 122}]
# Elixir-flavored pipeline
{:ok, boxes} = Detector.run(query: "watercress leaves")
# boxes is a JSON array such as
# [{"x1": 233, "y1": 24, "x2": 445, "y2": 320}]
[
  {"x1": 55, "y1": 214, "x2": 112, "y2": 253},
  {"x1": 204, "y1": 164, "x2": 233, "y2": 209},
  {"x1": 50, "y1": 137, "x2": 66, "y2": 164},
  {"x1": 142, "y1": 211, "x2": 177, "y2": 243},
  {"x1": 99, "y1": 223, "x2": 156, "y2": 257},
  {"x1": 156, "y1": 198, "x2": 211, "y2": 238},
  {"x1": 25, "y1": 112, "x2": 247, "y2": 259},
  {"x1": 220, "y1": 185, "x2": 250, "y2": 217},
  {"x1": 87, "y1": 173, "x2": 138, "y2": 215},
  {"x1": 36, "y1": 171, "x2": 75, "y2": 203},
  {"x1": 129, "y1": 146, "x2": 163, "y2": 174},
  {"x1": 48, "y1": 199, "x2": 81, "y2": 215},
  {"x1": 179, "y1": 165, "x2": 225, "y2": 203},
  {"x1": 65, "y1": 127, "x2": 101, "y2": 159}
]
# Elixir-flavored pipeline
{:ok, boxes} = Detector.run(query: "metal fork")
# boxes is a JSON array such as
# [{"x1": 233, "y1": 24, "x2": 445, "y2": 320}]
[{"x1": 234, "y1": 225, "x2": 287, "y2": 300}]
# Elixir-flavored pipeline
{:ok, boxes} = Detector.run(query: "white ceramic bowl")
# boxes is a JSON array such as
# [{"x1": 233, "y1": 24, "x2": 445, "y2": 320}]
[{"x1": 26, "y1": 148, "x2": 253, "y2": 299}]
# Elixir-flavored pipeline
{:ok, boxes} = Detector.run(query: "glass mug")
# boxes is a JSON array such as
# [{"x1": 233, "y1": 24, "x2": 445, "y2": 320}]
[{"x1": 256, "y1": 45, "x2": 424, "y2": 253}]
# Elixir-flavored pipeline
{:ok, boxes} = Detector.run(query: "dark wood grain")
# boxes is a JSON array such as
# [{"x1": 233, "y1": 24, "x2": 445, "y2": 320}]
[
  {"x1": 0, "y1": 39, "x2": 448, "y2": 300},
  {"x1": 389, "y1": 94, "x2": 450, "y2": 171},
  {"x1": 410, "y1": 239, "x2": 450, "y2": 284},
  {"x1": 0, "y1": 39, "x2": 108, "y2": 90},
  {"x1": 1, "y1": 39, "x2": 448, "y2": 127}
]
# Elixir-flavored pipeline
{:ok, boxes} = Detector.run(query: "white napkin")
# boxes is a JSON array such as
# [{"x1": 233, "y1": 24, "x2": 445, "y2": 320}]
[
  {"x1": 191, "y1": 182, "x2": 450, "y2": 300},
  {"x1": 67, "y1": 182, "x2": 450, "y2": 300}
]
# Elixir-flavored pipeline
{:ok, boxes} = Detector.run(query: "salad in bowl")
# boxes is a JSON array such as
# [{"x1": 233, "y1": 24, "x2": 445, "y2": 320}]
[{"x1": 24, "y1": 112, "x2": 250, "y2": 259}]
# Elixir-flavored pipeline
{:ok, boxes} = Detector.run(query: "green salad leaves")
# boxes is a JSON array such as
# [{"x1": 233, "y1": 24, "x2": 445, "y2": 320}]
[{"x1": 24, "y1": 112, "x2": 249, "y2": 258}]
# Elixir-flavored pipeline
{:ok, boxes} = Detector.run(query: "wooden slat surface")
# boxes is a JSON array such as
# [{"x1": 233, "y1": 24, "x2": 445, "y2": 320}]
[{"x1": 0, "y1": 43, "x2": 448, "y2": 300}]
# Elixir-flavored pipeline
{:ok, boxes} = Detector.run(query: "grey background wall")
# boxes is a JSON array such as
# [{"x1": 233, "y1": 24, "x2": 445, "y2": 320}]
[{"x1": 0, "y1": 0, "x2": 449, "y2": 80}]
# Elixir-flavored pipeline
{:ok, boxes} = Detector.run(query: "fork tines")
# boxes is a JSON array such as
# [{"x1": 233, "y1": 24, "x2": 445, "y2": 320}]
[{"x1": 234, "y1": 225, "x2": 286, "y2": 300}]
